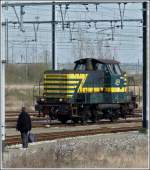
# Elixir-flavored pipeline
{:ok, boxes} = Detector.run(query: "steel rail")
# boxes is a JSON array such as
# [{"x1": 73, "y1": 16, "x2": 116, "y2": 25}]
[
  {"x1": 6, "y1": 118, "x2": 142, "y2": 129},
  {"x1": 5, "y1": 124, "x2": 142, "y2": 146},
  {"x1": 5, "y1": 108, "x2": 142, "y2": 114}
]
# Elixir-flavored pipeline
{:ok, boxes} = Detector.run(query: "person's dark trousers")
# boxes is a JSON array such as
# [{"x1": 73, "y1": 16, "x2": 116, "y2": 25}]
[{"x1": 21, "y1": 132, "x2": 28, "y2": 148}]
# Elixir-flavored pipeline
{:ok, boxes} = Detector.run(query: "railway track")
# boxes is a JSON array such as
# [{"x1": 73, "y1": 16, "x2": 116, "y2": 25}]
[
  {"x1": 6, "y1": 118, "x2": 142, "y2": 128},
  {"x1": 5, "y1": 123, "x2": 142, "y2": 146},
  {"x1": 5, "y1": 108, "x2": 142, "y2": 128},
  {"x1": 5, "y1": 113, "x2": 142, "y2": 122},
  {"x1": 5, "y1": 109, "x2": 142, "y2": 116}
]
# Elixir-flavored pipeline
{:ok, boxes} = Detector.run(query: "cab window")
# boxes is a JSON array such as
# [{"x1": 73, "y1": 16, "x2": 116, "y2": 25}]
[
  {"x1": 114, "y1": 64, "x2": 122, "y2": 75},
  {"x1": 95, "y1": 63, "x2": 109, "y2": 72},
  {"x1": 108, "y1": 64, "x2": 122, "y2": 75},
  {"x1": 74, "y1": 63, "x2": 86, "y2": 70},
  {"x1": 95, "y1": 63, "x2": 103, "y2": 70}
]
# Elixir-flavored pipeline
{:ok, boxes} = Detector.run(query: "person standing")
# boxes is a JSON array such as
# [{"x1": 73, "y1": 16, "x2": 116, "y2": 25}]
[{"x1": 16, "y1": 107, "x2": 32, "y2": 149}]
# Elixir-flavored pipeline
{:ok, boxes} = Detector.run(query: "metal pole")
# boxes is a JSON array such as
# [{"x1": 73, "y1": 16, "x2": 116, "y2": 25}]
[
  {"x1": 12, "y1": 45, "x2": 14, "y2": 63},
  {"x1": 25, "y1": 42, "x2": 28, "y2": 80},
  {"x1": 142, "y1": 2, "x2": 147, "y2": 129},
  {"x1": 0, "y1": 19, "x2": 7, "y2": 151},
  {"x1": 0, "y1": 60, "x2": 5, "y2": 151},
  {"x1": 20, "y1": 6, "x2": 25, "y2": 32},
  {"x1": 147, "y1": 1, "x2": 150, "y2": 128},
  {"x1": 52, "y1": 2, "x2": 56, "y2": 70},
  {"x1": 5, "y1": 19, "x2": 8, "y2": 62}
]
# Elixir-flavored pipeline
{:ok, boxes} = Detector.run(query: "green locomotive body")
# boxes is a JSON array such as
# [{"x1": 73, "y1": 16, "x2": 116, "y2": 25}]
[{"x1": 34, "y1": 58, "x2": 137, "y2": 123}]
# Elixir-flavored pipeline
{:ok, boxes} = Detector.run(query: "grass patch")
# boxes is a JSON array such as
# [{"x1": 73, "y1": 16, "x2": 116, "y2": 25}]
[
  {"x1": 6, "y1": 64, "x2": 51, "y2": 84},
  {"x1": 6, "y1": 89, "x2": 35, "y2": 110}
]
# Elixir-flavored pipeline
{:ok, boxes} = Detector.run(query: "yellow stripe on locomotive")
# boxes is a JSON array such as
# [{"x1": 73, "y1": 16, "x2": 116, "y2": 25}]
[{"x1": 43, "y1": 72, "x2": 128, "y2": 100}]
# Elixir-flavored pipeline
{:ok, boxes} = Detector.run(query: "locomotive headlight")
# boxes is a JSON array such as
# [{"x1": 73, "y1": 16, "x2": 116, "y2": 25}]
[
  {"x1": 59, "y1": 98, "x2": 63, "y2": 102},
  {"x1": 41, "y1": 98, "x2": 45, "y2": 101}
]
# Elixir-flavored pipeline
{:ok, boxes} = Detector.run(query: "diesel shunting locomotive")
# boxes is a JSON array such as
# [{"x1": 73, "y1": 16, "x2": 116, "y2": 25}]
[{"x1": 34, "y1": 58, "x2": 138, "y2": 123}]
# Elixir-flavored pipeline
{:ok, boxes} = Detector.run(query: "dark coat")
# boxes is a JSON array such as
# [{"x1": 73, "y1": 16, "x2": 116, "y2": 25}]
[{"x1": 16, "y1": 111, "x2": 32, "y2": 133}]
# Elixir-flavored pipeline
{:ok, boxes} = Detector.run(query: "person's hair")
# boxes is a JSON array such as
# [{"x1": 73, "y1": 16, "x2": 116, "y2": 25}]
[{"x1": 21, "y1": 107, "x2": 26, "y2": 112}]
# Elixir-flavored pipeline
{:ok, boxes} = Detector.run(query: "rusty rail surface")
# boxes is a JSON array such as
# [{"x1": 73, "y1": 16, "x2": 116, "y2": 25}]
[
  {"x1": 6, "y1": 118, "x2": 142, "y2": 128},
  {"x1": 5, "y1": 109, "x2": 142, "y2": 116},
  {"x1": 5, "y1": 113, "x2": 142, "y2": 122}
]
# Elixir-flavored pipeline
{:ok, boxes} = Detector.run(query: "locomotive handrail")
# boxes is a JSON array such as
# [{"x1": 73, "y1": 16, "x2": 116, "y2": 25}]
[
  {"x1": 32, "y1": 77, "x2": 44, "y2": 105},
  {"x1": 39, "y1": 76, "x2": 44, "y2": 96}
]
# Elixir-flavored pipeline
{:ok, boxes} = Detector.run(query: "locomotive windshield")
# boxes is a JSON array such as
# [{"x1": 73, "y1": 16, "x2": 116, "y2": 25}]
[
  {"x1": 75, "y1": 60, "x2": 109, "y2": 73},
  {"x1": 74, "y1": 59, "x2": 93, "y2": 70},
  {"x1": 95, "y1": 63, "x2": 109, "y2": 72},
  {"x1": 75, "y1": 63, "x2": 86, "y2": 70},
  {"x1": 108, "y1": 64, "x2": 122, "y2": 75},
  {"x1": 74, "y1": 58, "x2": 122, "y2": 75}
]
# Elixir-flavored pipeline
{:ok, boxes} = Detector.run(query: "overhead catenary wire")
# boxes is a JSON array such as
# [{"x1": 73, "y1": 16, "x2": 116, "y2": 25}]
[{"x1": 2, "y1": 3, "x2": 143, "y2": 64}]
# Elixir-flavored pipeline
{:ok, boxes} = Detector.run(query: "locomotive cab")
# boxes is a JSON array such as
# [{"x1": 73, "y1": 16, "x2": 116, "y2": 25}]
[
  {"x1": 74, "y1": 58, "x2": 128, "y2": 104},
  {"x1": 74, "y1": 58, "x2": 123, "y2": 76}
]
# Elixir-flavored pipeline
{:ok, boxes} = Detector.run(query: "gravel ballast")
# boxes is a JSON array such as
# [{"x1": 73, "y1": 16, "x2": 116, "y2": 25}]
[{"x1": 3, "y1": 131, "x2": 148, "y2": 168}]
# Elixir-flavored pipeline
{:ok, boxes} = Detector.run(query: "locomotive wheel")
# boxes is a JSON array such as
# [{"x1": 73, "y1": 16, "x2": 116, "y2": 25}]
[
  {"x1": 90, "y1": 105, "x2": 98, "y2": 123},
  {"x1": 80, "y1": 118, "x2": 86, "y2": 125},
  {"x1": 108, "y1": 110, "x2": 119, "y2": 122},
  {"x1": 80, "y1": 111, "x2": 89, "y2": 125},
  {"x1": 71, "y1": 116, "x2": 79, "y2": 124},
  {"x1": 110, "y1": 113, "x2": 119, "y2": 122},
  {"x1": 90, "y1": 110, "x2": 97, "y2": 123},
  {"x1": 58, "y1": 115, "x2": 69, "y2": 124}
]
